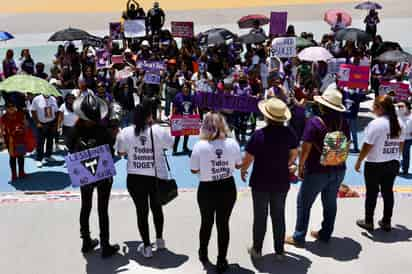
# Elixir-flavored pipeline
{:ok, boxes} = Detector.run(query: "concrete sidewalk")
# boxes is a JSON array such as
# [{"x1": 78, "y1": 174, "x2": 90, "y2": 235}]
[{"x1": 1, "y1": 188, "x2": 411, "y2": 274}]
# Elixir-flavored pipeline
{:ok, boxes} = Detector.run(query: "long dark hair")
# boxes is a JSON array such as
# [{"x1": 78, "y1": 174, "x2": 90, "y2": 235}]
[
  {"x1": 134, "y1": 99, "x2": 153, "y2": 136},
  {"x1": 375, "y1": 95, "x2": 401, "y2": 138}
]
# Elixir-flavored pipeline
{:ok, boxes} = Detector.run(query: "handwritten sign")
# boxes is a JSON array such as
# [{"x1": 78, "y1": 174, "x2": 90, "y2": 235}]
[
  {"x1": 110, "y1": 22, "x2": 123, "y2": 40},
  {"x1": 65, "y1": 145, "x2": 116, "y2": 187},
  {"x1": 269, "y1": 12, "x2": 288, "y2": 36},
  {"x1": 379, "y1": 81, "x2": 411, "y2": 101},
  {"x1": 270, "y1": 37, "x2": 296, "y2": 58},
  {"x1": 171, "y1": 21, "x2": 194, "y2": 38},
  {"x1": 195, "y1": 92, "x2": 260, "y2": 113},
  {"x1": 124, "y1": 19, "x2": 146, "y2": 38},
  {"x1": 170, "y1": 114, "x2": 201, "y2": 136},
  {"x1": 337, "y1": 64, "x2": 370, "y2": 90}
]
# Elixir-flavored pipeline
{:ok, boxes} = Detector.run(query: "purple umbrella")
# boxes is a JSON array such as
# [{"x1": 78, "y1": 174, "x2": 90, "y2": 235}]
[{"x1": 355, "y1": 1, "x2": 382, "y2": 10}]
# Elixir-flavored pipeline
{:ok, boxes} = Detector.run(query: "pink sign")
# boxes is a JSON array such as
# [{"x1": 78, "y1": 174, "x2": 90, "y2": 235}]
[
  {"x1": 379, "y1": 81, "x2": 411, "y2": 101},
  {"x1": 170, "y1": 114, "x2": 201, "y2": 137},
  {"x1": 171, "y1": 21, "x2": 194, "y2": 38},
  {"x1": 269, "y1": 12, "x2": 288, "y2": 36},
  {"x1": 337, "y1": 64, "x2": 370, "y2": 90},
  {"x1": 111, "y1": 55, "x2": 124, "y2": 65}
]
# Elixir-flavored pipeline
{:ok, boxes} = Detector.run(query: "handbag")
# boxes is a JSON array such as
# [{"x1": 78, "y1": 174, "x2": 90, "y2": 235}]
[{"x1": 150, "y1": 127, "x2": 178, "y2": 206}]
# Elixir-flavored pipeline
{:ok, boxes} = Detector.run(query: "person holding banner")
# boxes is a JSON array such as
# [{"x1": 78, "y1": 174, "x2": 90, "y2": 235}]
[
  {"x1": 117, "y1": 99, "x2": 174, "y2": 258},
  {"x1": 190, "y1": 112, "x2": 242, "y2": 273},
  {"x1": 70, "y1": 94, "x2": 120, "y2": 258}
]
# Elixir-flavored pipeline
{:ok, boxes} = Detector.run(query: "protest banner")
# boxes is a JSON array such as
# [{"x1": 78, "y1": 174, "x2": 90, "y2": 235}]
[
  {"x1": 124, "y1": 19, "x2": 146, "y2": 38},
  {"x1": 82, "y1": 36, "x2": 104, "y2": 48},
  {"x1": 379, "y1": 81, "x2": 411, "y2": 101},
  {"x1": 136, "y1": 60, "x2": 166, "y2": 73},
  {"x1": 170, "y1": 114, "x2": 201, "y2": 136},
  {"x1": 144, "y1": 72, "x2": 161, "y2": 85},
  {"x1": 65, "y1": 144, "x2": 116, "y2": 187},
  {"x1": 337, "y1": 64, "x2": 370, "y2": 90},
  {"x1": 116, "y1": 67, "x2": 134, "y2": 81},
  {"x1": 269, "y1": 12, "x2": 288, "y2": 36},
  {"x1": 195, "y1": 92, "x2": 260, "y2": 113},
  {"x1": 171, "y1": 21, "x2": 194, "y2": 38},
  {"x1": 96, "y1": 49, "x2": 111, "y2": 69},
  {"x1": 328, "y1": 58, "x2": 346, "y2": 74},
  {"x1": 109, "y1": 22, "x2": 123, "y2": 40},
  {"x1": 111, "y1": 55, "x2": 124, "y2": 65},
  {"x1": 270, "y1": 37, "x2": 296, "y2": 58}
]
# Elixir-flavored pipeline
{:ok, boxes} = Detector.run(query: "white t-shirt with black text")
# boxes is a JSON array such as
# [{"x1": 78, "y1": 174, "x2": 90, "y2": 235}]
[
  {"x1": 364, "y1": 116, "x2": 405, "y2": 163},
  {"x1": 190, "y1": 138, "x2": 242, "y2": 182},
  {"x1": 116, "y1": 124, "x2": 174, "y2": 179}
]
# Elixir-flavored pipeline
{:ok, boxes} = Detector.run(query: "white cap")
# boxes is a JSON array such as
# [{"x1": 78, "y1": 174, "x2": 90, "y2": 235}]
[
  {"x1": 124, "y1": 48, "x2": 132, "y2": 54},
  {"x1": 141, "y1": 40, "x2": 150, "y2": 47}
]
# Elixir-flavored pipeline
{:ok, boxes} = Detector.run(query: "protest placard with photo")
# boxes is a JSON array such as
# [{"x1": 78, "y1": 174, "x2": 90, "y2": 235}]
[
  {"x1": 379, "y1": 81, "x2": 411, "y2": 101},
  {"x1": 337, "y1": 64, "x2": 370, "y2": 90},
  {"x1": 270, "y1": 37, "x2": 296, "y2": 58},
  {"x1": 109, "y1": 22, "x2": 123, "y2": 40},
  {"x1": 124, "y1": 19, "x2": 146, "y2": 38},
  {"x1": 95, "y1": 49, "x2": 110, "y2": 69}
]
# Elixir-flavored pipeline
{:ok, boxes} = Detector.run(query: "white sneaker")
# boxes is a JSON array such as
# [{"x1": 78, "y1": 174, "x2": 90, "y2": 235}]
[
  {"x1": 156, "y1": 238, "x2": 166, "y2": 250},
  {"x1": 46, "y1": 156, "x2": 56, "y2": 162},
  {"x1": 36, "y1": 161, "x2": 43, "y2": 168},
  {"x1": 137, "y1": 243, "x2": 153, "y2": 258}
]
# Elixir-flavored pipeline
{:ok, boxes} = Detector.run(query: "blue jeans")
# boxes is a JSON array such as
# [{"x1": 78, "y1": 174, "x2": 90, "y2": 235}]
[
  {"x1": 293, "y1": 170, "x2": 345, "y2": 244},
  {"x1": 402, "y1": 139, "x2": 412, "y2": 173},
  {"x1": 347, "y1": 118, "x2": 359, "y2": 150}
]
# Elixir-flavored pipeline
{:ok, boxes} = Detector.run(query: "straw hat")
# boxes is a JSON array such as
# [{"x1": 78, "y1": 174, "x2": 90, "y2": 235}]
[
  {"x1": 314, "y1": 86, "x2": 346, "y2": 112},
  {"x1": 258, "y1": 98, "x2": 291, "y2": 123}
]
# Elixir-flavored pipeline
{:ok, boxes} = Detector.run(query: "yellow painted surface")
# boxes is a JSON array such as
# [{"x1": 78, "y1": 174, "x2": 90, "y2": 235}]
[{"x1": 3, "y1": 0, "x2": 356, "y2": 13}]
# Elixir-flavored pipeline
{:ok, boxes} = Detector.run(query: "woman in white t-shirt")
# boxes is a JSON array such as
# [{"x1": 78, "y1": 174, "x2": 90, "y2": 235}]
[
  {"x1": 117, "y1": 100, "x2": 174, "y2": 258},
  {"x1": 57, "y1": 93, "x2": 78, "y2": 152},
  {"x1": 190, "y1": 112, "x2": 242, "y2": 273},
  {"x1": 355, "y1": 95, "x2": 404, "y2": 232}
]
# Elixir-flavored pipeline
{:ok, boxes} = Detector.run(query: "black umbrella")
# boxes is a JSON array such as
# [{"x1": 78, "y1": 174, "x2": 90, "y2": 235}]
[
  {"x1": 239, "y1": 32, "x2": 266, "y2": 44},
  {"x1": 355, "y1": 1, "x2": 382, "y2": 10},
  {"x1": 198, "y1": 28, "x2": 235, "y2": 47},
  {"x1": 335, "y1": 28, "x2": 372, "y2": 43},
  {"x1": 376, "y1": 50, "x2": 412, "y2": 63},
  {"x1": 375, "y1": 41, "x2": 403, "y2": 56},
  {"x1": 48, "y1": 27, "x2": 92, "y2": 42}
]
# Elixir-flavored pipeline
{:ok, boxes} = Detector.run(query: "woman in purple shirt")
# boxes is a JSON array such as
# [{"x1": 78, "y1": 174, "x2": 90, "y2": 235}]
[{"x1": 2, "y1": 50, "x2": 17, "y2": 79}]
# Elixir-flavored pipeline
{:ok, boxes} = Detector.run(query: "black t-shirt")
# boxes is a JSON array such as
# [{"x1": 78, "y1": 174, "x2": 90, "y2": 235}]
[
  {"x1": 148, "y1": 8, "x2": 165, "y2": 27},
  {"x1": 69, "y1": 124, "x2": 115, "y2": 155}
]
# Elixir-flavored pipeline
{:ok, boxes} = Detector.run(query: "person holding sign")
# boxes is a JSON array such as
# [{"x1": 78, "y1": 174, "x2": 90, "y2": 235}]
[
  {"x1": 70, "y1": 94, "x2": 120, "y2": 258},
  {"x1": 355, "y1": 96, "x2": 405, "y2": 232},
  {"x1": 190, "y1": 112, "x2": 242, "y2": 273},
  {"x1": 116, "y1": 99, "x2": 174, "y2": 258}
]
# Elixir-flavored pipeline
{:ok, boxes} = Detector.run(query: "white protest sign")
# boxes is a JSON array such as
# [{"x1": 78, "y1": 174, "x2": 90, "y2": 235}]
[
  {"x1": 124, "y1": 20, "x2": 146, "y2": 38},
  {"x1": 270, "y1": 37, "x2": 296, "y2": 58}
]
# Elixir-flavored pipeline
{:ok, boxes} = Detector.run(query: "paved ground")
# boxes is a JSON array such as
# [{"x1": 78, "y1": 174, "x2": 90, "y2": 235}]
[{"x1": 1, "y1": 188, "x2": 411, "y2": 274}]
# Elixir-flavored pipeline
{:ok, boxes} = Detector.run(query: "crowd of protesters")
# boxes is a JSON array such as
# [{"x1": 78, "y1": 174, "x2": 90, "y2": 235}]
[{"x1": 0, "y1": 2, "x2": 411, "y2": 272}]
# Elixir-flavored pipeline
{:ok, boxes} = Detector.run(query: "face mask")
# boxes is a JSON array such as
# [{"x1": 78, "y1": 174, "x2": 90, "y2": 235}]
[{"x1": 397, "y1": 108, "x2": 407, "y2": 116}]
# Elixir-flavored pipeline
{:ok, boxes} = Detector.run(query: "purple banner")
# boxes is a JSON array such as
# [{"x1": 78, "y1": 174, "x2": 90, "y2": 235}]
[
  {"x1": 136, "y1": 60, "x2": 166, "y2": 73},
  {"x1": 195, "y1": 92, "x2": 260, "y2": 113},
  {"x1": 269, "y1": 12, "x2": 288, "y2": 36},
  {"x1": 65, "y1": 144, "x2": 116, "y2": 187}
]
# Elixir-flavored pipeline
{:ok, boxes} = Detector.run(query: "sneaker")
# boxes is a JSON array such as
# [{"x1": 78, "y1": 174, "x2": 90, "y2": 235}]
[
  {"x1": 285, "y1": 236, "x2": 304, "y2": 248},
  {"x1": 101, "y1": 244, "x2": 120, "y2": 258},
  {"x1": 216, "y1": 258, "x2": 229, "y2": 274},
  {"x1": 46, "y1": 156, "x2": 56, "y2": 162},
  {"x1": 156, "y1": 238, "x2": 166, "y2": 250},
  {"x1": 356, "y1": 219, "x2": 374, "y2": 231},
  {"x1": 36, "y1": 161, "x2": 43, "y2": 168},
  {"x1": 81, "y1": 238, "x2": 99, "y2": 253},
  {"x1": 137, "y1": 243, "x2": 153, "y2": 258},
  {"x1": 378, "y1": 220, "x2": 392, "y2": 232},
  {"x1": 247, "y1": 247, "x2": 262, "y2": 259}
]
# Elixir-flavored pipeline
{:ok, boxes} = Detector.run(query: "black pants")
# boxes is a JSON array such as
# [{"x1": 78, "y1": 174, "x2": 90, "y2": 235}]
[
  {"x1": 364, "y1": 161, "x2": 400, "y2": 224},
  {"x1": 9, "y1": 156, "x2": 24, "y2": 174},
  {"x1": 173, "y1": 136, "x2": 189, "y2": 153},
  {"x1": 80, "y1": 179, "x2": 113, "y2": 246},
  {"x1": 197, "y1": 177, "x2": 237, "y2": 261},
  {"x1": 252, "y1": 190, "x2": 287, "y2": 254},
  {"x1": 127, "y1": 174, "x2": 164, "y2": 247},
  {"x1": 63, "y1": 126, "x2": 76, "y2": 153},
  {"x1": 36, "y1": 121, "x2": 56, "y2": 161},
  {"x1": 234, "y1": 112, "x2": 249, "y2": 141}
]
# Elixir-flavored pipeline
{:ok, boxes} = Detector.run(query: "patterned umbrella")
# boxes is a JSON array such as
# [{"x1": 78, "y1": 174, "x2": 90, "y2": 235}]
[
  {"x1": 238, "y1": 14, "x2": 270, "y2": 29},
  {"x1": 298, "y1": 47, "x2": 333, "y2": 62},
  {"x1": 198, "y1": 28, "x2": 235, "y2": 47},
  {"x1": 335, "y1": 28, "x2": 372, "y2": 43},
  {"x1": 0, "y1": 75, "x2": 61, "y2": 97},
  {"x1": 0, "y1": 31, "x2": 14, "y2": 41},
  {"x1": 48, "y1": 27, "x2": 92, "y2": 42},
  {"x1": 324, "y1": 9, "x2": 352, "y2": 27},
  {"x1": 355, "y1": 1, "x2": 382, "y2": 10}
]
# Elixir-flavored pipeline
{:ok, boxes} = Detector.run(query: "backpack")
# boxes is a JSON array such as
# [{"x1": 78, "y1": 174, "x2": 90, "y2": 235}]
[{"x1": 316, "y1": 117, "x2": 350, "y2": 166}]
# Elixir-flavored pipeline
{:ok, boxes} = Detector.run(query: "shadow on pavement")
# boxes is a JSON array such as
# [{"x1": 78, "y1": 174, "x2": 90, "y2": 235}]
[
  {"x1": 203, "y1": 262, "x2": 255, "y2": 274},
  {"x1": 251, "y1": 251, "x2": 312, "y2": 274},
  {"x1": 305, "y1": 237, "x2": 362, "y2": 262},
  {"x1": 10, "y1": 171, "x2": 71, "y2": 191},
  {"x1": 124, "y1": 241, "x2": 189, "y2": 269},
  {"x1": 361, "y1": 224, "x2": 412, "y2": 243},
  {"x1": 83, "y1": 249, "x2": 129, "y2": 274}
]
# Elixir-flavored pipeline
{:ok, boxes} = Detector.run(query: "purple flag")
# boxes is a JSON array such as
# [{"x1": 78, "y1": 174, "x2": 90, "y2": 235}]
[
  {"x1": 269, "y1": 12, "x2": 288, "y2": 36},
  {"x1": 195, "y1": 92, "x2": 260, "y2": 113}
]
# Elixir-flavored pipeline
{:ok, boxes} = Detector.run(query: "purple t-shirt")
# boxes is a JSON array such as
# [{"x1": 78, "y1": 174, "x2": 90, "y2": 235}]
[
  {"x1": 246, "y1": 125, "x2": 299, "y2": 192},
  {"x1": 302, "y1": 112, "x2": 350, "y2": 174},
  {"x1": 173, "y1": 92, "x2": 195, "y2": 115}
]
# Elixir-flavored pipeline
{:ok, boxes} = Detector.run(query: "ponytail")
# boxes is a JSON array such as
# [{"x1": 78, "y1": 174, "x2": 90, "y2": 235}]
[
  {"x1": 375, "y1": 95, "x2": 401, "y2": 138},
  {"x1": 134, "y1": 99, "x2": 153, "y2": 136}
]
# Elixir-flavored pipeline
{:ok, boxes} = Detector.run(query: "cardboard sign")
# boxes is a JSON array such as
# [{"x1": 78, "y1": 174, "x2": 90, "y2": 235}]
[
  {"x1": 111, "y1": 55, "x2": 124, "y2": 65},
  {"x1": 269, "y1": 12, "x2": 288, "y2": 36},
  {"x1": 270, "y1": 37, "x2": 296, "y2": 58},
  {"x1": 96, "y1": 49, "x2": 111, "y2": 69},
  {"x1": 337, "y1": 64, "x2": 370, "y2": 90},
  {"x1": 109, "y1": 22, "x2": 123, "y2": 40},
  {"x1": 379, "y1": 81, "x2": 411, "y2": 101},
  {"x1": 144, "y1": 72, "x2": 161, "y2": 85},
  {"x1": 170, "y1": 114, "x2": 201, "y2": 136},
  {"x1": 137, "y1": 60, "x2": 166, "y2": 73},
  {"x1": 124, "y1": 19, "x2": 146, "y2": 38},
  {"x1": 65, "y1": 145, "x2": 116, "y2": 187},
  {"x1": 171, "y1": 21, "x2": 194, "y2": 38},
  {"x1": 195, "y1": 92, "x2": 260, "y2": 113},
  {"x1": 328, "y1": 58, "x2": 347, "y2": 74}
]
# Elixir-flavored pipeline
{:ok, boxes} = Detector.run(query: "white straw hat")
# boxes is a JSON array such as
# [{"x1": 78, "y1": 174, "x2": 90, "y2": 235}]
[
  {"x1": 314, "y1": 86, "x2": 346, "y2": 112},
  {"x1": 258, "y1": 98, "x2": 292, "y2": 122}
]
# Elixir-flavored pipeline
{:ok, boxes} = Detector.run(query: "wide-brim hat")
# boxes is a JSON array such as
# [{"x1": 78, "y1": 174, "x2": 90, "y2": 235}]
[
  {"x1": 313, "y1": 86, "x2": 346, "y2": 112},
  {"x1": 258, "y1": 98, "x2": 291, "y2": 123},
  {"x1": 73, "y1": 94, "x2": 109, "y2": 122}
]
